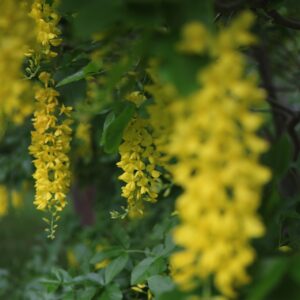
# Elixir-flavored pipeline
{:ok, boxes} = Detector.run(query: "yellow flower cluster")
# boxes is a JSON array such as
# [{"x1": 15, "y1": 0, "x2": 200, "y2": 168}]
[
  {"x1": 0, "y1": 0, "x2": 35, "y2": 125},
  {"x1": 117, "y1": 114, "x2": 163, "y2": 217},
  {"x1": 169, "y1": 12, "x2": 271, "y2": 298},
  {"x1": 29, "y1": 0, "x2": 62, "y2": 58},
  {"x1": 28, "y1": 0, "x2": 73, "y2": 238},
  {"x1": 117, "y1": 90, "x2": 170, "y2": 216},
  {"x1": 29, "y1": 72, "x2": 72, "y2": 238}
]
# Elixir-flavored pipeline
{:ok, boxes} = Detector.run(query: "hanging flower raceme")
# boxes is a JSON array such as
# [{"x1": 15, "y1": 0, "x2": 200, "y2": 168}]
[
  {"x1": 0, "y1": 0, "x2": 35, "y2": 126},
  {"x1": 28, "y1": 0, "x2": 74, "y2": 238},
  {"x1": 117, "y1": 92, "x2": 165, "y2": 217},
  {"x1": 25, "y1": 0, "x2": 62, "y2": 80},
  {"x1": 169, "y1": 12, "x2": 271, "y2": 298},
  {"x1": 28, "y1": 0, "x2": 62, "y2": 58},
  {"x1": 29, "y1": 72, "x2": 72, "y2": 239}
]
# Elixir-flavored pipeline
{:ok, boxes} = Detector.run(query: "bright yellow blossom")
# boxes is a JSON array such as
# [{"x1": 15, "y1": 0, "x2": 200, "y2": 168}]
[
  {"x1": 29, "y1": 72, "x2": 73, "y2": 238},
  {"x1": 169, "y1": 12, "x2": 271, "y2": 298},
  {"x1": 117, "y1": 116, "x2": 163, "y2": 217},
  {"x1": 0, "y1": 0, "x2": 35, "y2": 125},
  {"x1": 28, "y1": 0, "x2": 73, "y2": 238},
  {"x1": 117, "y1": 85, "x2": 175, "y2": 216},
  {"x1": 29, "y1": 0, "x2": 62, "y2": 58}
]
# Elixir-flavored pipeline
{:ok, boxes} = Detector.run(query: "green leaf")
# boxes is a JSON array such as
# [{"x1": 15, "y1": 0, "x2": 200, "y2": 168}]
[
  {"x1": 102, "y1": 102, "x2": 136, "y2": 154},
  {"x1": 246, "y1": 257, "x2": 288, "y2": 300},
  {"x1": 99, "y1": 283, "x2": 122, "y2": 300},
  {"x1": 162, "y1": 233, "x2": 176, "y2": 256},
  {"x1": 76, "y1": 287, "x2": 97, "y2": 300},
  {"x1": 148, "y1": 275, "x2": 175, "y2": 297},
  {"x1": 52, "y1": 268, "x2": 72, "y2": 283},
  {"x1": 71, "y1": 272, "x2": 105, "y2": 286},
  {"x1": 105, "y1": 253, "x2": 129, "y2": 284},
  {"x1": 56, "y1": 61, "x2": 102, "y2": 87},
  {"x1": 62, "y1": 290, "x2": 76, "y2": 300},
  {"x1": 112, "y1": 223, "x2": 131, "y2": 249},
  {"x1": 131, "y1": 256, "x2": 167, "y2": 285},
  {"x1": 39, "y1": 278, "x2": 60, "y2": 293},
  {"x1": 90, "y1": 247, "x2": 125, "y2": 265},
  {"x1": 100, "y1": 112, "x2": 115, "y2": 146}
]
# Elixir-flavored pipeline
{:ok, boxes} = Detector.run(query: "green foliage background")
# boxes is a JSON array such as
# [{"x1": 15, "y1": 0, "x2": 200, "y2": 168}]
[{"x1": 2, "y1": 0, "x2": 300, "y2": 299}]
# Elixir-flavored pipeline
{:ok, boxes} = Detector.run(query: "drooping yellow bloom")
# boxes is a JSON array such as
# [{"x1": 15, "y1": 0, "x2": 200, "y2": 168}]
[
  {"x1": 28, "y1": 0, "x2": 73, "y2": 238},
  {"x1": 117, "y1": 115, "x2": 163, "y2": 217},
  {"x1": 169, "y1": 12, "x2": 271, "y2": 298},
  {"x1": 0, "y1": 0, "x2": 35, "y2": 125},
  {"x1": 0, "y1": 185, "x2": 8, "y2": 217},
  {"x1": 117, "y1": 91, "x2": 169, "y2": 216},
  {"x1": 29, "y1": 0, "x2": 62, "y2": 58},
  {"x1": 29, "y1": 72, "x2": 72, "y2": 238}
]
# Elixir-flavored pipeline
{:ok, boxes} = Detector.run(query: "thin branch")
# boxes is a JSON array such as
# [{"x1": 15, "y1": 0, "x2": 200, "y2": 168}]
[
  {"x1": 264, "y1": 9, "x2": 300, "y2": 30},
  {"x1": 252, "y1": 45, "x2": 300, "y2": 160},
  {"x1": 252, "y1": 46, "x2": 283, "y2": 135},
  {"x1": 267, "y1": 98, "x2": 294, "y2": 116}
]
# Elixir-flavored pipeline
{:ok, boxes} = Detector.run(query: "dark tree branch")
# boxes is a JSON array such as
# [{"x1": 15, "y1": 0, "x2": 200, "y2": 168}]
[
  {"x1": 267, "y1": 99, "x2": 294, "y2": 116},
  {"x1": 268, "y1": 99, "x2": 300, "y2": 160},
  {"x1": 252, "y1": 46, "x2": 283, "y2": 135},
  {"x1": 215, "y1": 0, "x2": 300, "y2": 30},
  {"x1": 252, "y1": 46, "x2": 300, "y2": 160},
  {"x1": 264, "y1": 9, "x2": 300, "y2": 30}
]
